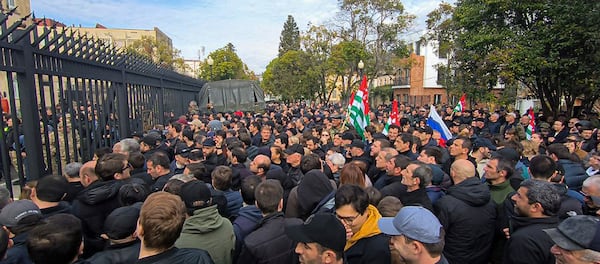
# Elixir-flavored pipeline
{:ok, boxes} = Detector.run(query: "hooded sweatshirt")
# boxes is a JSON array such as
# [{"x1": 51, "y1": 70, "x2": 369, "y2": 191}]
[
  {"x1": 434, "y1": 177, "x2": 497, "y2": 264},
  {"x1": 175, "y1": 204, "x2": 235, "y2": 264}
]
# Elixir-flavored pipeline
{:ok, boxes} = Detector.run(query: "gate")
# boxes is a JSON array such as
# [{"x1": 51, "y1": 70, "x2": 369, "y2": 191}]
[{"x1": 0, "y1": 10, "x2": 205, "y2": 197}]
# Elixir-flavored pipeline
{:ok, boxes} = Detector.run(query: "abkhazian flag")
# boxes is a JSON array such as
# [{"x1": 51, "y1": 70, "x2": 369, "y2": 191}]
[
  {"x1": 382, "y1": 99, "x2": 400, "y2": 136},
  {"x1": 427, "y1": 105, "x2": 453, "y2": 147},
  {"x1": 453, "y1": 93, "x2": 466, "y2": 112},
  {"x1": 349, "y1": 75, "x2": 370, "y2": 139},
  {"x1": 526, "y1": 107, "x2": 535, "y2": 140}
]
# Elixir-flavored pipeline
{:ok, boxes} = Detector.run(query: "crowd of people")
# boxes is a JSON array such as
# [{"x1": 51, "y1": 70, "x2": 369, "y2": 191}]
[{"x1": 0, "y1": 101, "x2": 600, "y2": 264}]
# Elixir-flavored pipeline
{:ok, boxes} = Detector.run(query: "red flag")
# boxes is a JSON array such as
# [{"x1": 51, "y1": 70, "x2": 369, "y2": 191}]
[
  {"x1": 391, "y1": 99, "x2": 399, "y2": 125},
  {"x1": 360, "y1": 75, "x2": 369, "y2": 115}
]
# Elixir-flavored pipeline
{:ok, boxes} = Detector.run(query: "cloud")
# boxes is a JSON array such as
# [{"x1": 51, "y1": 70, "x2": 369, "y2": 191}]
[{"x1": 31, "y1": 0, "x2": 450, "y2": 73}]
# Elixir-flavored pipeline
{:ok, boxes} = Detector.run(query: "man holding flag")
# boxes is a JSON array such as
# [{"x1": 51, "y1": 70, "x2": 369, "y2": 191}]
[
  {"x1": 427, "y1": 105, "x2": 453, "y2": 147},
  {"x1": 526, "y1": 107, "x2": 535, "y2": 140},
  {"x1": 348, "y1": 75, "x2": 370, "y2": 139},
  {"x1": 382, "y1": 99, "x2": 399, "y2": 136}
]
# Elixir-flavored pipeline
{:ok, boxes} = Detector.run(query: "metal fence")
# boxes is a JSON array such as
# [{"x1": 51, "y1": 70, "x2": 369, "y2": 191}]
[{"x1": 0, "y1": 10, "x2": 205, "y2": 197}]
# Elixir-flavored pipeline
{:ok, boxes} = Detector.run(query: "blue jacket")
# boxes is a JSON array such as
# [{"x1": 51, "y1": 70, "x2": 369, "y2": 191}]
[
  {"x1": 558, "y1": 159, "x2": 588, "y2": 191},
  {"x1": 232, "y1": 205, "x2": 263, "y2": 263},
  {"x1": 224, "y1": 189, "x2": 243, "y2": 219}
]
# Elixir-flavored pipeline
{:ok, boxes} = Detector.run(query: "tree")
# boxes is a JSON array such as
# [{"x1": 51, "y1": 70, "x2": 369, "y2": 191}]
[
  {"x1": 279, "y1": 15, "x2": 301, "y2": 57},
  {"x1": 199, "y1": 43, "x2": 253, "y2": 81},
  {"x1": 125, "y1": 36, "x2": 187, "y2": 71},
  {"x1": 327, "y1": 40, "x2": 369, "y2": 105},
  {"x1": 302, "y1": 23, "x2": 338, "y2": 103},
  {"x1": 334, "y1": 0, "x2": 415, "y2": 79},
  {"x1": 262, "y1": 50, "x2": 320, "y2": 102},
  {"x1": 450, "y1": 0, "x2": 600, "y2": 117}
]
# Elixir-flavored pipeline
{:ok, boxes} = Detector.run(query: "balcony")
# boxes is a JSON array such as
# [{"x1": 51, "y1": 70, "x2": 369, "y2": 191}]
[{"x1": 392, "y1": 77, "x2": 410, "y2": 89}]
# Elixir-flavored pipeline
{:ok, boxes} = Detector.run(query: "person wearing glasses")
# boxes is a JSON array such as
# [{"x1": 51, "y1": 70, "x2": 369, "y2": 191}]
[
  {"x1": 72, "y1": 153, "x2": 131, "y2": 257},
  {"x1": 334, "y1": 184, "x2": 390, "y2": 264}
]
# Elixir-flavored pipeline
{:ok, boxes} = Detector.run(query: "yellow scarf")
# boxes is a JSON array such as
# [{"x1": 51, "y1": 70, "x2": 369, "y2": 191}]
[{"x1": 345, "y1": 204, "x2": 383, "y2": 251}]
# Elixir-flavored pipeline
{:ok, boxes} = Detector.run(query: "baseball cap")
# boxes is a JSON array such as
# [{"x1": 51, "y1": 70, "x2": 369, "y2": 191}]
[
  {"x1": 492, "y1": 147, "x2": 520, "y2": 163},
  {"x1": 179, "y1": 181, "x2": 212, "y2": 211},
  {"x1": 188, "y1": 119, "x2": 203, "y2": 127},
  {"x1": 341, "y1": 132, "x2": 355, "y2": 141},
  {"x1": 202, "y1": 138, "x2": 216, "y2": 147},
  {"x1": 349, "y1": 139, "x2": 365, "y2": 149},
  {"x1": 473, "y1": 138, "x2": 497, "y2": 151},
  {"x1": 378, "y1": 206, "x2": 442, "y2": 243},
  {"x1": 544, "y1": 215, "x2": 600, "y2": 252},
  {"x1": 285, "y1": 213, "x2": 346, "y2": 253},
  {"x1": 284, "y1": 144, "x2": 305, "y2": 156},
  {"x1": 141, "y1": 134, "x2": 159, "y2": 147},
  {"x1": 416, "y1": 126, "x2": 433, "y2": 135},
  {"x1": 104, "y1": 205, "x2": 140, "y2": 240},
  {"x1": 0, "y1": 200, "x2": 42, "y2": 227},
  {"x1": 174, "y1": 143, "x2": 191, "y2": 157}
]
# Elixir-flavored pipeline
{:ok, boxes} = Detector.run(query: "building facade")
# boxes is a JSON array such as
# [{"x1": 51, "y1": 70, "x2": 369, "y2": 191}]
[{"x1": 393, "y1": 40, "x2": 448, "y2": 107}]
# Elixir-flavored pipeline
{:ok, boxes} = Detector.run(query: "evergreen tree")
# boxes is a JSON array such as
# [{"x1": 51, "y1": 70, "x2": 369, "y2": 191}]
[{"x1": 278, "y1": 15, "x2": 300, "y2": 57}]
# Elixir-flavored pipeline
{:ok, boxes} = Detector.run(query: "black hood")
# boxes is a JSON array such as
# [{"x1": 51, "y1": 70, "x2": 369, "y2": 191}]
[
  {"x1": 77, "y1": 180, "x2": 122, "y2": 206},
  {"x1": 447, "y1": 177, "x2": 491, "y2": 206}
]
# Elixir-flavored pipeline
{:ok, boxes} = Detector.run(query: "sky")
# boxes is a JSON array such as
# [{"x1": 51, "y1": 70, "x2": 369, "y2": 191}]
[{"x1": 31, "y1": 0, "x2": 452, "y2": 73}]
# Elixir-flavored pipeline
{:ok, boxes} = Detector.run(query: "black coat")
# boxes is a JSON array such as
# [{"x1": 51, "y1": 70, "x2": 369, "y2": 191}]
[
  {"x1": 345, "y1": 233, "x2": 391, "y2": 264},
  {"x1": 503, "y1": 216, "x2": 558, "y2": 264},
  {"x1": 237, "y1": 212, "x2": 302, "y2": 264},
  {"x1": 72, "y1": 180, "x2": 123, "y2": 257},
  {"x1": 434, "y1": 177, "x2": 497, "y2": 264},
  {"x1": 136, "y1": 247, "x2": 214, "y2": 264},
  {"x1": 87, "y1": 240, "x2": 140, "y2": 264}
]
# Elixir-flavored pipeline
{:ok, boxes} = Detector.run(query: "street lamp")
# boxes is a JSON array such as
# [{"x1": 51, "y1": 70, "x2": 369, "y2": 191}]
[
  {"x1": 207, "y1": 56, "x2": 214, "y2": 81},
  {"x1": 358, "y1": 60, "x2": 364, "y2": 80}
]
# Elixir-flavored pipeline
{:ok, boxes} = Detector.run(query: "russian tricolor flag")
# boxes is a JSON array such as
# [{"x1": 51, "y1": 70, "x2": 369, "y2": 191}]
[{"x1": 427, "y1": 105, "x2": 453, "y2": 146}]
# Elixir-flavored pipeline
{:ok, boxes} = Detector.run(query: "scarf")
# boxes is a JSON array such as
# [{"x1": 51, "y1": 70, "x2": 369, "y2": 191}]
[{"x1": 345, "y1": 204, "x2": 382, "y2": 250}]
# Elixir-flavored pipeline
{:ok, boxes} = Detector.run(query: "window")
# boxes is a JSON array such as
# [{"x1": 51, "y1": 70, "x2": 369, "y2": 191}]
[
  {"x1": 7, "y1": 0, "x2": 15, "y2": 9},
  {"x1": 415, "y1": 41, "x2": 421, "y2": 56},
  {"x1": 434, "y1": 94, "x2": 442, "y2": 105},
  {"x1": 437, "y1": 69, "x2": 446, "y2": 85},
  {"x1": 438, "y1": 38, "x2": 448, "y2": 59}
]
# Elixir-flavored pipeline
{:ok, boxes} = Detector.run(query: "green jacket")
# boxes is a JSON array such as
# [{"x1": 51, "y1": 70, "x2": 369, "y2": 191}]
[
  {"x1": 175, "y1": 205, "x2": 235, "y2": 264},
  {"x1": 487, "y1": 180, "x2": 515, "y2": 205}
]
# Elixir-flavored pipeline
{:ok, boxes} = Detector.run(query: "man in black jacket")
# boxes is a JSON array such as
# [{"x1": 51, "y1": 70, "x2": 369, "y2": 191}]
[
  {"x1": 504, "y1": 180, "x2": 560, "y2": 264},
  {"x1": 238, "y1": 179, "x2": 302, "y2": 264},
  {"x1": 434, "y1": 159, "x2": 496, "y2": 264},
  {"x1": 73, "y1": 160, "x2": 123, "y2": 257},
  {"x1": 87, "y1": 205, "x2": 141, "y2": 264},
  {"x1": 400, "y1": 162, "x2": 434, "y2": 211}
]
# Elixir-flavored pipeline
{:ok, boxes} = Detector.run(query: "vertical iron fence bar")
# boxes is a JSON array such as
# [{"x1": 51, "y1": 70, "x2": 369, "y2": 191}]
[
  {"x1": 117, "y1": 70, "x2": 129, "y2": 138},
  {"x1": 6, "y1": 72, "x2": 25, "y2": 187},
  {"x1": 67, "y1": 78, "x2": 79, "y2": 162},
  {"x1": 0, "y1": 72, "x2": 12, "y2": 197},
  {"x1": 36, "y1": 72, "x2": 53, "y2": 176},
  {"x1": 16, "y1": 33, "x2": 46, "y2": 181}
]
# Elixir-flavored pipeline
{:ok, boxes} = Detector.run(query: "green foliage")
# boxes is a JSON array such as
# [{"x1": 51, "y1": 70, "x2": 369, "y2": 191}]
[
  {"x1": 279, "y1": 15, "x2": 301, "y2": 57},
  {"x1": 336, "y1": 0, "x2": 415, "y2": 78},
  {"x1": 262, "y1": 50, "x2": 320, "y2": 102},
  {"x1": 448, "y1": 0, "x2": 600, "y2": 117},
  {"x1": 199, "y1": 43, "x2": 253, "y2": 81},
  {"x1": 125, "y1": 36, "x2": 187, "y2": 71}
]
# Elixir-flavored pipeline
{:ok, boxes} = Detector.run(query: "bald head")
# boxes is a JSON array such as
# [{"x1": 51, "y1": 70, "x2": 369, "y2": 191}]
[
  {"x1": 254, "y1": 154, "x2": 271, "y2": 168},
  {"x1": 451, "y1": 159, "x2": 475, "y2": 183},
  {"x1": 80, "y1": 160, "x2": 98, "y2": 187}
]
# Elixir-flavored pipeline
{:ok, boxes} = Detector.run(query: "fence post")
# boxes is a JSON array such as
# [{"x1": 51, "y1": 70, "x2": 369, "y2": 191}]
[
  {"x1": 159, "y1": 77, "x2": 165, "y2": 125},
  {"x1": 16, "y1": 33, "x2": 45, "y2": 180},
  {"x1": 118, "y1": 69, "x2": 130, "y2": 139}
]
